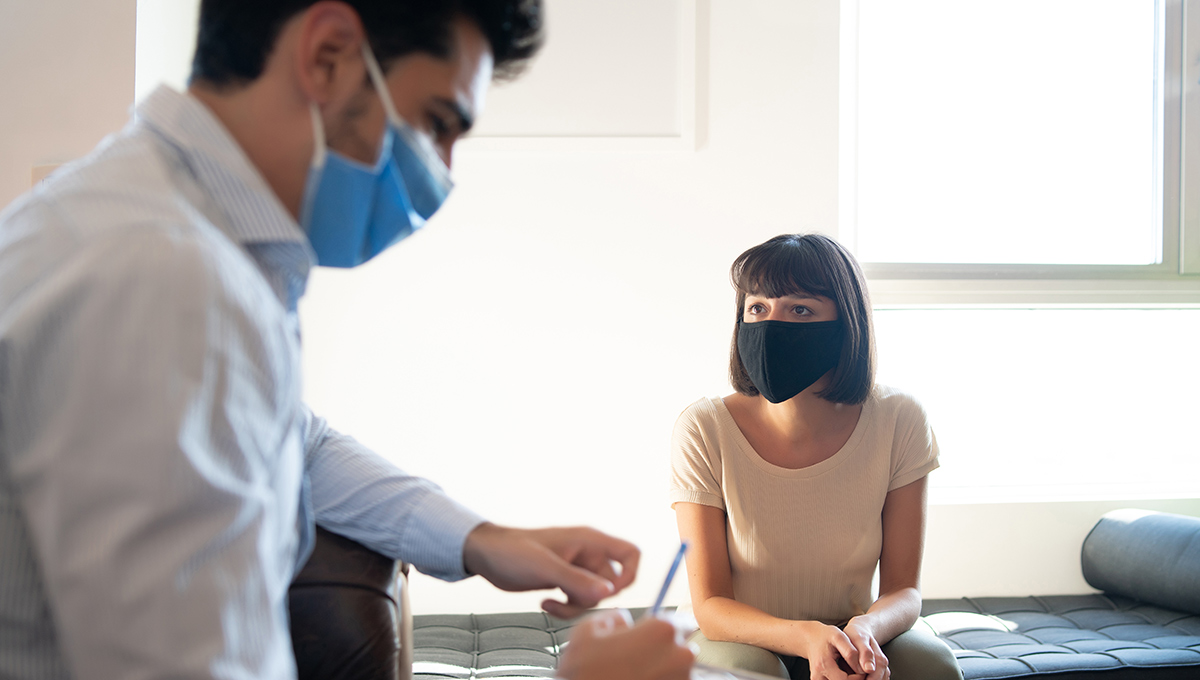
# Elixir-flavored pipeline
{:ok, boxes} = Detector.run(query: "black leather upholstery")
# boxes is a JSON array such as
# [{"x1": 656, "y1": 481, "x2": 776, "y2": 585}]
[
  {"x1": 410, "y1": 609, "x2": 655, "y2": 679},
  {"x1": 922, "y1": 595, "x2": 1200, "y2": 679},
  {"x1": 1082, "y1": 510, "x2": 1200, "y2": 617}
]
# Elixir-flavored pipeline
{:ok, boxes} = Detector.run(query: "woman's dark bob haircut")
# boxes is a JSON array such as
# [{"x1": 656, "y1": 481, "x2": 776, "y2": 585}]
[{"x1": 729, "y1": 233, "x2": 875, "y2": 405}]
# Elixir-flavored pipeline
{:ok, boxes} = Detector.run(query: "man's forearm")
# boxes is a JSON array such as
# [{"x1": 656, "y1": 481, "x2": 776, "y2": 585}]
[{"x1": 303, "y1": 408, "x2": 486, "y2": 580}]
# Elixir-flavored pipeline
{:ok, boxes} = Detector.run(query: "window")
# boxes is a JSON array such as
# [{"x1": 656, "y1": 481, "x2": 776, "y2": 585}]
[
  {"x1": 874, "y1": 308, "x2": 1200, "y2": 504},
  {"x1": 840, "y1": 0, "x2": 1200, "y2": 502}
]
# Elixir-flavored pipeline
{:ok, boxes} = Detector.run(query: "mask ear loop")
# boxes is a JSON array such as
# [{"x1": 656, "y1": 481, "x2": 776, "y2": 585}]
[
  {"x1": 359, "y1": 42, "x2": 453, "y2": 184},
  {"x1": 360, "y1": 43, "x2": 403, "y2": 125},
  {"x1": 309, "y1": 103, "x2": 328, "y2": 171},
  {"x1": 299, "y1": 103, "x2": 328, "y2": 232}
]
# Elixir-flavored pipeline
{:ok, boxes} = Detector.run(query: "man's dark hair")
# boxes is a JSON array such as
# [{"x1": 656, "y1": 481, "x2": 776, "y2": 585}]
[
  {"x1": 728, "y1": 233, "x2": 876, "y2": 405},
  {"x1": 192, "y1": 0, "x2": 543, "y2": 87}
]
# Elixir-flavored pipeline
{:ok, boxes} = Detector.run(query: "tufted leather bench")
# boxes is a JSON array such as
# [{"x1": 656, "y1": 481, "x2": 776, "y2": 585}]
[
  {"x1": 406, "y1": 601, "x2": 1200, "y2": 680},
  {"x1": 410, "y1": 609, "x2": 647, "y2": 679},
  {"x1": 920, "y1": 595, "x2": 1200, "y2": 679},
  {"x1": 406, "y1": 510, "x2": 1200, "y2": 680}
]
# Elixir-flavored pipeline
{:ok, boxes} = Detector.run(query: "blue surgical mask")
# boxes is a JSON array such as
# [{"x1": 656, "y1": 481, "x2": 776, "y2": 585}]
[{"x1": 300, "y1": 44, "x2": 454, "y2": 267}]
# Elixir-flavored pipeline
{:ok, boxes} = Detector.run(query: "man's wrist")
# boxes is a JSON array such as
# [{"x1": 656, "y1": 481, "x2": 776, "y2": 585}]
[{"x1": 462, "y1": 521, "x2": 500, "y2": 576}]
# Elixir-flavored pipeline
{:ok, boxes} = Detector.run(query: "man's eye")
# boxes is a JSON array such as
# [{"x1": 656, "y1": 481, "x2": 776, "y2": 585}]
[{"x1": 429, "y1": 115, "x2": 449, "y2": 137}]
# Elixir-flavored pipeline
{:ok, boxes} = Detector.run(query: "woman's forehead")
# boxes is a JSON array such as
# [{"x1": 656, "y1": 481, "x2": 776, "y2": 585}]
[
  {"x1": 743, "y1": 291, "x2": 835, "y2": 307},
  {"x1": 742, "y1": 283, "x2": 827, "y2": 299},
  {"x1": 738, "y1": 266, "x2": 830, "y2": 297}
]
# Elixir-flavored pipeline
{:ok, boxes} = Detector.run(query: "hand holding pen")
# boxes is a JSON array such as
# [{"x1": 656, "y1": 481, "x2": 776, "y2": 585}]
[{"x1": 556, "y1": 542, "x2": 695, "y2": 680}]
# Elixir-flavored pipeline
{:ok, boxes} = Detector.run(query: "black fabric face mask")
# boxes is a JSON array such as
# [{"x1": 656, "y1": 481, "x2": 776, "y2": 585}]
[{"x1": 737, "y1": 320, "x2": 843, "y2": 403}]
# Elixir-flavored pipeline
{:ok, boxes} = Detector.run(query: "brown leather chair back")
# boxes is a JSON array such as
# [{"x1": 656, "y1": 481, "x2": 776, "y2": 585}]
[{"x1": 289, "y1": 527, "x2": 412, "y2": 680}]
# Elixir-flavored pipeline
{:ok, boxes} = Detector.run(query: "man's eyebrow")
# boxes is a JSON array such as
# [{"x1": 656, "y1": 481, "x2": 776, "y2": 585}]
[{"x1": 435, "y1": 97, "x2": 474, "y2": 133}]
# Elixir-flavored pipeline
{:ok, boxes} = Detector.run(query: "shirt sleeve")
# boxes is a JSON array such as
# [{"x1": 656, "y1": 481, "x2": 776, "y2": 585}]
[
  {"x1": 302, "y1": 411, "x2": 486, "y2": 581},
  {"x1": 888, "y1": 393, "x2": 940, "y2": 491},
  {"x1": 668, "y1": 400, "x2": 726, "y2": 510},
  {"x1": 1, "y1": 222, "x2": 303, "y2": 680}
]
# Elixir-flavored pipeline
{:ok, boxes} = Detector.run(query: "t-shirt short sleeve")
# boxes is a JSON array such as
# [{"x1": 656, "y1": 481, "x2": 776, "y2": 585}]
[
  {"x1": 887, "y1": 391, "x2": 940, "y2": 491},
  {"x1": 669, "y1": 399, "x2": 726, "y2": 510}
]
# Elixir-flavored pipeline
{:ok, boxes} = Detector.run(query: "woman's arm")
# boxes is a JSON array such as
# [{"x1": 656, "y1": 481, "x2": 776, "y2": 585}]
[
  {"x1": 675, "y1": 502, "x2": 862, "y2": 676},
  {"x1": 841, "y1": 476, "x2": 928, "y2": 677}
]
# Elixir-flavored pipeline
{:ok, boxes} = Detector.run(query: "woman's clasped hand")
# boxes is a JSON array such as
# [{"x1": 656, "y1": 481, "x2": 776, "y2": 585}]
[{"x1": 796, "y1": 619, "x2": 891, "y2": 680}]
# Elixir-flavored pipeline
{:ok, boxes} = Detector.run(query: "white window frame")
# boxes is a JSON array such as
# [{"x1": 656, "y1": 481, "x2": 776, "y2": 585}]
[{"x1": 839, "y1": 0, "x2": 1200, "y2": 307}]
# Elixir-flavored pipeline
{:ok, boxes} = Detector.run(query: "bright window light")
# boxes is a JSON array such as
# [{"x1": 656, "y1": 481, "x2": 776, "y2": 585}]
[
  {"x1": 134, "y1": 0, "x2": 200, "y2": 102},
  {"x1": 874, "y1": 308, "x2": 1200, "y2": 503},
  {"x1": 848, "y1": 0, "x2": 1161, "y2": 265}
]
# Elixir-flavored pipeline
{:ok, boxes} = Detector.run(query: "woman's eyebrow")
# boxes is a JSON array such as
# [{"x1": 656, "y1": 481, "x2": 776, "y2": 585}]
[{"x1": 746, "y1": 293, "x2": 821, "y2": 302}]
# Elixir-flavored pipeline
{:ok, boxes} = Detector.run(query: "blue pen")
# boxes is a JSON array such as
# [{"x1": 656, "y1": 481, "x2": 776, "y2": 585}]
[{"x1": 648, "y1": 542, "x2": 689, "y2": 617}]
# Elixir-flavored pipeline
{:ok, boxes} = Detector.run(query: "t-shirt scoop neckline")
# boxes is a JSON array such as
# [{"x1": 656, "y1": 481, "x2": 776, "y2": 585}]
[{"x1": 713, "y1": 391, "x2": 875, "y2": 480}]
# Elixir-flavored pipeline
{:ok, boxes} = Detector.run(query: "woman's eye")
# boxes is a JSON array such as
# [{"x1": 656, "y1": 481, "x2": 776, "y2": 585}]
[
  {"x1": 793, "y1": 306, "x2": 811, "y2": 316},
  {"x1": 748, "y1": 304, "x2": 765, "y2": 314}
]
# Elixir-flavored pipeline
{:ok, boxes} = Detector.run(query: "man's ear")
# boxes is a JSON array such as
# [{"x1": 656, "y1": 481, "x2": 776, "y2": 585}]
[{"x1": 293, "y1": 1, "x2": 367, "y2": 104}]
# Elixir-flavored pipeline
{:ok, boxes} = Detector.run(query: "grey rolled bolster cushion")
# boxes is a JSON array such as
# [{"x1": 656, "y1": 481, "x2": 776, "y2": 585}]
[{"x1": 1081, "y1": 509, "x2": 1200, "y2": 615}]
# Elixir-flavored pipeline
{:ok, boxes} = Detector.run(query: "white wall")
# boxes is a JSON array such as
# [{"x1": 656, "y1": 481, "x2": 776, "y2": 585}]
[
  {"x1": 924, "y1": 498, "x2": 1200, "y2": 599},
  {"x1": 4, "y1": 0, "x2": 1196, "y2": 618},
  {"x1": 0, "y1": 0, "x2": 135, "y2": 210}
]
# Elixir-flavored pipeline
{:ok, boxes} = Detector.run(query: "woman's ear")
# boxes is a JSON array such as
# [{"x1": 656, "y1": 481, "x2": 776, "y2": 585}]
[{"x1": 292, "y1": 1, "x2": 367, "y2": 105}]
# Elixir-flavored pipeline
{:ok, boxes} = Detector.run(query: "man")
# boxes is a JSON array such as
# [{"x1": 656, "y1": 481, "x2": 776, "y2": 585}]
[{"x1": 0, "y1": 1, "x2": 693, "y2": 678}]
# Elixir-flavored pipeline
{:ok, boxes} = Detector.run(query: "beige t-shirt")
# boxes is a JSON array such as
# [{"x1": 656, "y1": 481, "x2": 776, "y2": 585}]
[{"x1": 669, "y1": 385, "x2": 938, "y2": 625}]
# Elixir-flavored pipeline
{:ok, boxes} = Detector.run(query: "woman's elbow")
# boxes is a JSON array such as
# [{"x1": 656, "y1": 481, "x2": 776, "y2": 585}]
[{"x1": 692, "y1": 597, "x2": 735, "y2": 641}]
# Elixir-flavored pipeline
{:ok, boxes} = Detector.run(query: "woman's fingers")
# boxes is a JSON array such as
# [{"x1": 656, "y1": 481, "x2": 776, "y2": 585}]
[
  {"x1": 809, "y1": 633, "x2": 855, "y2": 680},
  {"x1": 830, "y1": 630, "x2": 864, "y2": 676},
  {"x1": 865, "y1": 637, "x2": 888, "y2": 680},
  {"x1": 843, "y1": 627, "x2": 875, "y2": 675}
]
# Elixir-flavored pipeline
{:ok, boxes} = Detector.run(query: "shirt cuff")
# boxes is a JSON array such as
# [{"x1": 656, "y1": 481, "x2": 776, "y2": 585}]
[
  {"x1": 888, "y1": 458, "x2": 940, "y2": 492},
  {"x1": 399, "y1": 490, "x2": 487, "y2": 581},
  {"x1": 668, "y1": 488, "x2": 725, "y2": 511}
]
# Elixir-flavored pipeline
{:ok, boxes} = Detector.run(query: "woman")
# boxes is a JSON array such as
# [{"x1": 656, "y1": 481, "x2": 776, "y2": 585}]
[{"x1": 670, "y1": 234, "x2": 961, "y2": 680}]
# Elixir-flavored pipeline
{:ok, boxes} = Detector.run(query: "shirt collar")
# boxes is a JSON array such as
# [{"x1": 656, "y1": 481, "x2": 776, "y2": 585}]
[{"x1": 135, "y1": 85, "x2": 314, "y2": 252}]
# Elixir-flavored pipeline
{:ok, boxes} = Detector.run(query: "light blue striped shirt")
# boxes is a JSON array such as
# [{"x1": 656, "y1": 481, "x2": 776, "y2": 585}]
[{"x1": 0, "y1": 86, "x2": 486, "y2": 680}]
